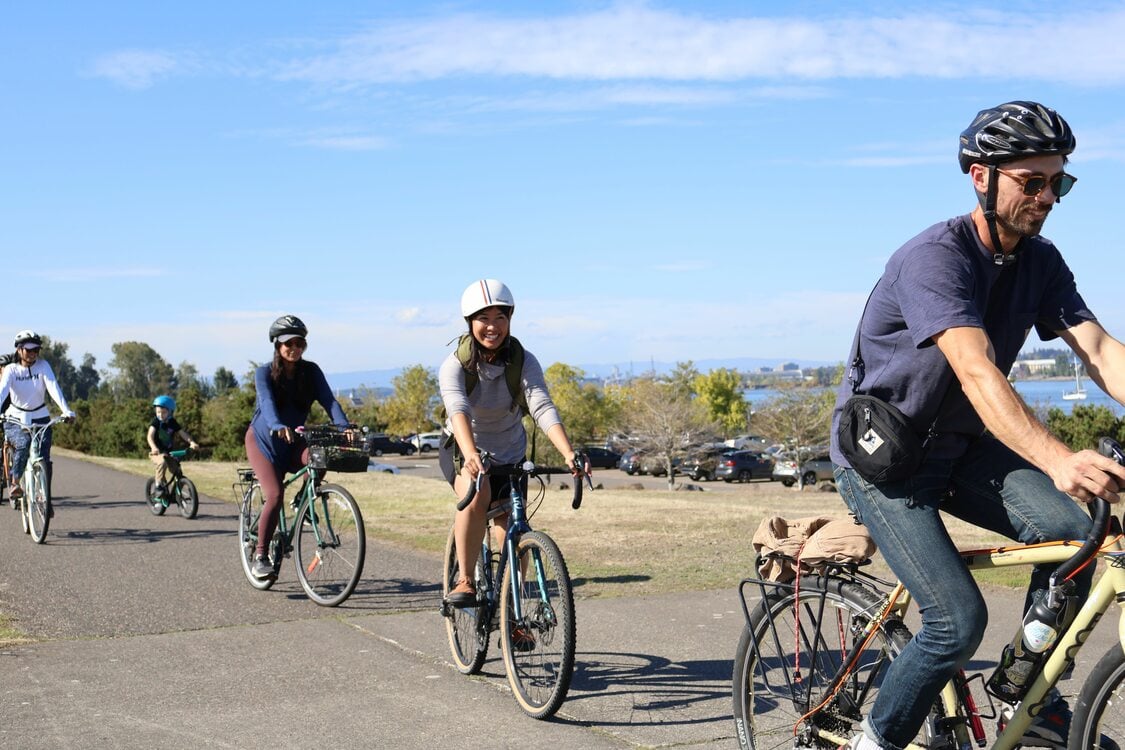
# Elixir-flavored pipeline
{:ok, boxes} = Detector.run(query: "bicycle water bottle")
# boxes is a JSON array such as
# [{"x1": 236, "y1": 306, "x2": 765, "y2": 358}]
[{"x1": 986, "y1": 583, "x2": 1076, "y2": 703}]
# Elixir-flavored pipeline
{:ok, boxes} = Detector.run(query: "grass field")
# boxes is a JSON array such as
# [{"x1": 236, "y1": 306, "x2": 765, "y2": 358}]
[{"x1": 62, "y1": 449, "x2": 1028, "y2": 600}]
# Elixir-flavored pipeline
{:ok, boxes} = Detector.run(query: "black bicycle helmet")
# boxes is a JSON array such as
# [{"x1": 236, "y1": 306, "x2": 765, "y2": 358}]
[
  {"x1": 0, "y1": 353, "x2": 13, "y2": 367},
  {"x1": 959, "y1": 101, "x2": 1075, "y2": 173},
  {"x1": 268, "y1": 315, "x2": 308, "y2": 343},
  {"x1": 13, "y1": 329, "x2": 42, "y2": 348}
]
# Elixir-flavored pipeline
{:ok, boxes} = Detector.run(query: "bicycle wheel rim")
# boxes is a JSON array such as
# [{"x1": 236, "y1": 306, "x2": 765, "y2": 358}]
[
  {"x1": 1071, "y1": 646, "x2": 1125, "y2": 750},
  {"x1": 177, "y1": 478, "x2": 198, "y2": 519},
  {"x1": 238, "y1": 483, "x2": 274, "y2": 591},
  {"x1": 731, "y1": 579, "x2": 914, "y2": 750},
  {"x1": 442, "y1": 527, "x2": 490, "y2": 674},
  {"x1": 294, "y1": 484, "x2": 365, "y2": 606},
  {"x1": 28, "y1": 463, "x2": 50, "y2": 543},
  {"x1": 500, "y1": 531, "x2": 576, "y2": 719}
]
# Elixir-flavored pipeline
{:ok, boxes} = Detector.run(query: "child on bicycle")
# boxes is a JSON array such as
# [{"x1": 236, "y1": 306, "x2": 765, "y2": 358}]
[
  {"x1": 0, "y1": 331, "x2": 75, "y2": 502},
  {"x1": 245, "y1": 315, "x2": 352, "y2": 580},
  {"x1": 147, "y1": 395, "x2": 199, "y2": 502},
  {"x1": 439, "y1": 280, "x2": 587, "y2": 640}
]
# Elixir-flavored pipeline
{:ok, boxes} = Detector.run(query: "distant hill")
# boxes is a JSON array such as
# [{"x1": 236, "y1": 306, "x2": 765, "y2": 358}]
[{"x1": 326, "y1": 357, "x2": 838, "y2": 392}]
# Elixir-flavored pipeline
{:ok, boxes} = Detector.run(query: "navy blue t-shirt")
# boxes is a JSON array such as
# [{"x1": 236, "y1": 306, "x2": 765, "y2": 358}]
[{"x1": 830, "y1": 214, "x2": 1094, "y2": 466}]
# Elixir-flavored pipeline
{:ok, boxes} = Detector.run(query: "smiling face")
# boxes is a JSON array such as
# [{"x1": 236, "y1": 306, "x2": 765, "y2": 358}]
[
  {"x1": 973, "y1": 154, "x2": 1068, "y2": 247},
  {"x1": 276, "y1": 336, "x2": 307, "y2": 366},
  {"x1": 17, "y1": 346, "x2": 40, "y2": 366},
  {"x1": 470, "y1": 306, "x2": 510, "y2": 353}
]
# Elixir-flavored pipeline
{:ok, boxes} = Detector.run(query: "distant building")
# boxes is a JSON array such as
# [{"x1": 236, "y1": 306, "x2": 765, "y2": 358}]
[{"x1": 1010, "y1": 358, "x2": 1055, "y2": 378}]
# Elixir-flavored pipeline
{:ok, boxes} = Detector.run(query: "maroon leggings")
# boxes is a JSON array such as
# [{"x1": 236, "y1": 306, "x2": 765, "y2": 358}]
[{"x1": 244, "y1": 428, "x2": 308, "y2": 558}]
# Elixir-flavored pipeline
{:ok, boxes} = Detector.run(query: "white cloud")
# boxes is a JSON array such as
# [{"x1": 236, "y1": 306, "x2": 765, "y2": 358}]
[{"x1": 87, "y1": 50, "x2": 180, "y2": 89}]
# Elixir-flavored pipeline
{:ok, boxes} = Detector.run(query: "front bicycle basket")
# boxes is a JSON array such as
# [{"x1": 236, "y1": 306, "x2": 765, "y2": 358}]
[{"x1": 305, "y1": 426, "x2": 368, "y2": 473}]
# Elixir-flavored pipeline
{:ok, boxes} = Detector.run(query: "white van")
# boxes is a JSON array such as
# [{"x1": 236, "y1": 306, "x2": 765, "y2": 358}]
[{"x1": 411, "y1": 432, "x2": 443, "y2": 453}]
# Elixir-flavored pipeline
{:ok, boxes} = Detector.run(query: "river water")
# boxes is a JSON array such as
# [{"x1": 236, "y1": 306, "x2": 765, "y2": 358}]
[{"x1": 745, "y1": 379, "x2": 1122, "y2": 417}]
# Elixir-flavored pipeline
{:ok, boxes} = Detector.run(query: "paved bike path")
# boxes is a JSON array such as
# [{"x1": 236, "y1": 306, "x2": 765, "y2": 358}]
[{"x1": 0, "y1": 457, "x2": 1117, "y2": 748}]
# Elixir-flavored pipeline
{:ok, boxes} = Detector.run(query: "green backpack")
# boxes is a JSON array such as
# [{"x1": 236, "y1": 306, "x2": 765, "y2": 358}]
[{"x1": 454, "y1": 333, "x2": 528, "y2": 416}]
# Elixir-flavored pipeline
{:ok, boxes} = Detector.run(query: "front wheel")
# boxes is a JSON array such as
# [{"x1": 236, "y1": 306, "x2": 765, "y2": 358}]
[
  {"x1": 802, "y1": 471, "x2": 818, "y2": 486},
  {"x1": 499, "y1": 530, "x2": 576, "y2": 719},
  {"x1": 238, "y1": 483, "x2": 275, "y2": 591},
  {"x1": 176, "y1": 477, "x2": 198, "y2": 519},
  {"x1": 27, "y1": 462, "x2": 51, "y2": 543},
  {"x1": 442, "y1": 525, "x2": 490, "y2": 674},
  {"x1": 294, "y1": 483, "x2": 365, "y2": 606},
  {"x1": 1070, "y1": 644, "x2": 1125, "y2": 750},
  {"x1": 732, "y1": 576, "x2": 932, "y2": 750},
  {"x1": 144, "y1": 478, "x2": 166, "y2": 516}
]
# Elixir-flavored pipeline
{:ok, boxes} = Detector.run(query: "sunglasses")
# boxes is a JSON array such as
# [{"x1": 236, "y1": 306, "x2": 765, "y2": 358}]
[
  {"x1": 280, "y1": 338, "x2": 307, "y2": 349},
  {"x1": 996, "y1": 168, "x2": 1077, "y2": 198}
]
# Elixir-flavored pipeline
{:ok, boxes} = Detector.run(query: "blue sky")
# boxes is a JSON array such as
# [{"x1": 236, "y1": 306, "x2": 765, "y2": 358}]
[{"x1": 7, "y1": 1, "x2": 1125, "y2": 383}]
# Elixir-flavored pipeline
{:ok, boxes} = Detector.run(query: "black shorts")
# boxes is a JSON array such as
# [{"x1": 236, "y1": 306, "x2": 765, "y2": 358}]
[{"x1": 439, "y1": 441, "x2": 527, "y2": 505}]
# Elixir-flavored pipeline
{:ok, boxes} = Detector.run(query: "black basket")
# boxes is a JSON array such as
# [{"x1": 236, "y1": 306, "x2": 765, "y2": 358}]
[{"x1": 304, "y1": 426, "x2": 367, "y2": 473}]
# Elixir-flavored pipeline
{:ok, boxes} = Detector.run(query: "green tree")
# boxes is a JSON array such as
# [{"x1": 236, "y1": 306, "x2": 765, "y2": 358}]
[
  {"x1": 75, "y1": 353, "x2": 101, "y2": 399},
  {"x1": 381, "y1": 365, "x2": 440, "y2": 436},
  {"x1": 105, "y1": 342, "x2": 174, "y2": 399},
  {"x1": 174, "y1": 361, "x2": 212, "y2": 398},
  {"x1": 201, "y1": 382, "x2": 257, "y2": 461},
  {"x1": 213, "y1": 366, "x2": 238, "y2": 394},
  {"x1": 693, "y1": 367, "x2": 748, "y2": 435},
  {"x1": 1045, "y1": 404, "x2": 1124, "y2": 452},
  {"x1": 664, "y1": 361, "x2": 700, "y2": 399}
]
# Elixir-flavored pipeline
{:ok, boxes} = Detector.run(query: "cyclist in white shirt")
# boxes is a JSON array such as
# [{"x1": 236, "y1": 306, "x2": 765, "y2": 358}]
[{"x1": 0, "y1": 330, "x2": 76, "y2": 501}]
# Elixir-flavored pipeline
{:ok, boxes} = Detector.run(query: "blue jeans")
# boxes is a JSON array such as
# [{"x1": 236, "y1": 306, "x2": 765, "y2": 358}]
[
  {"x1": 5, "y1": 417, "x2": 52, "y2": 485},
  {"x1": 833, "y1": 436, "x2": 1094, "y2": 750}
]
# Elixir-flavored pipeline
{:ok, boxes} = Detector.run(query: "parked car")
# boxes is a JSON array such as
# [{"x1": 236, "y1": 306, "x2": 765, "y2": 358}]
[
  {"x1": 367, "y1": 460, "x2": 401, "y2": 474},
  {"x1": 410, "y1": 432, "x2": 443, "y2": 453},
  {"x1": 714, "y1": 451, "x2": 774, "y2": 483},
  {"x1": 771, "y1": 456, "x2": 800, "y2": 487},
  {"x1": 680, "y1": 445, "x2": 734, "y2": 482},
  {"x1": 642, "y1": 455, "x2": 681, "y2": 477},
  {"x1": 724, "y1": 434, "x2": 770, "y2": 451},
  {"x1": 618, "y1": 449, "x2": 645, "y2": 475},
  {"x1": 581, "y1": 446, "x2": 622, "y2": 469},
  {"x1": 799, "y1": 456, "x2": 836, "y2": 487},
  {"x1": 366, "y1": 434, "x2": 416, "y2": 457}
]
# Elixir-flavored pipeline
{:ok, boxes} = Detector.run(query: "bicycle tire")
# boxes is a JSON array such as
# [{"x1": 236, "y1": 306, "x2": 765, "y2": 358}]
[
  {"x1": 1070, "y1": 643, "x2": 1125, "y2": 750},
  {"x1": 238, "y1": 482, "x2": 275, "y2": 591},
  {"x1": 144, "y1": 478, "x2": 166, "y2": 516},
  {"x1": 294, "y1": 483, "x2": 365, "y2": 606},
  {"x1": 27, "y1": 462, "x2": 50, "y2": 543},
  {"x1": 732, "y1": 576, "x2": 922, "y2": 750},
  {"x1": 499, "y1": 530, "x2": 576, "y2": 719},
  {"x1": 442, "y1": 525, "x2": 490, "y2": 674},
  {"x1": 177, "y1": 477, "x2": 198, "y2": 519}
]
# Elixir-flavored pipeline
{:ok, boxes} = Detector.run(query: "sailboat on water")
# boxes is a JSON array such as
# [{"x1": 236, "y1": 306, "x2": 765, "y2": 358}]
[{"x1": 1063, "y1": 357, "x2": 1087, "y2": 401}]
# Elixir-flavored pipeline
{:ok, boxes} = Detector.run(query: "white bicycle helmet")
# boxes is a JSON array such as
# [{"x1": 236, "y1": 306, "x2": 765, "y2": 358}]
[
  {"x1": 13, "y1": 330, "x2": 42, "y2": 349},
  {"x1": 460, "y1": 279, "x2": 515, "y2": 318}
]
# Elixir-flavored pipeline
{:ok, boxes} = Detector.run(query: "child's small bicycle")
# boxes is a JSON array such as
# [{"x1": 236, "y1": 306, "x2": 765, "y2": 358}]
[{"x1": 144, "y1": 448, "x2": 199, "y2": 519}]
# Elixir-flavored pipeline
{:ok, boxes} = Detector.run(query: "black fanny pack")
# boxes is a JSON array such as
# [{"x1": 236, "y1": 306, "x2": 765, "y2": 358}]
[{"x1": 837, "y1": 394, "x2": 929, "y2": 484}]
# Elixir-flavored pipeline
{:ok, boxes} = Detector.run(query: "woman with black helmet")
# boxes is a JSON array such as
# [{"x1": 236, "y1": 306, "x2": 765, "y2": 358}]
[
  {"x1": 0, "y1": 331, "x2": 76, "y2": 503},
  {"x1": 828, "y1": 102, "x2": 1125, "y2": 750},
  {"x1": 244, "y1": 315, "x2": 351, "y2": 580}
]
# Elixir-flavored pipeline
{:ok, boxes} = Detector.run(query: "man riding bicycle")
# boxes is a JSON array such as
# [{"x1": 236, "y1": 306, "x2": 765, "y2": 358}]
[
  {"x1": 829, "y1": 102, "x2": 1125, "y2": 749},
  {"x1": 0, "y1": 331, "x2": 76, "y2": 504}
]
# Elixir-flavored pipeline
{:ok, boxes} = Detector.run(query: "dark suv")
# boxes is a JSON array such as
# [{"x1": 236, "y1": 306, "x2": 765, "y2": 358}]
[
  {"x1": 714, "y1": 451, "x2": 774, "y2": 483},
  {"x1": 680, "y1": 445, "x2": 733, "y2": 482},
  {"x1": 366, "y1": 434, "x2": 416, "y2": 457}
]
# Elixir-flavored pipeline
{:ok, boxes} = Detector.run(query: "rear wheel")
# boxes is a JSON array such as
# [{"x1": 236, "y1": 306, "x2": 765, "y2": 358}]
[
  {"x1": 144, "y1": 478, "x2": 166, "y2": 515},
  {"x1": 176, "y1": 477, "x2": 198, "y2": 519},
  {"x1": 732, "y1": 576, "x2": 936, "y2": 749},
  {"x1": 1070, "y1": 645, "x2": 1125, "y2": 750},
  {"x1": 738, "y1": 469, "x2": 751, "y2": 482},
  {"x1": 294, "y1": 483, "x2": 365, "y2": 606},
  {"x1": 238, "y1": 483, "x2": 275, "y2": 591},
  {"x1": 802, "y1": 471, "x2": 818, "y2": 486},
  {"x1": 500, "y1": 530, "x2": 576, "y2": 719},
  {"x1": 27, "y1": 462, "x2": 50, "y2": 543},
  {"x1": 442, "y1": 525, "x2": 490, "y2": 674}
]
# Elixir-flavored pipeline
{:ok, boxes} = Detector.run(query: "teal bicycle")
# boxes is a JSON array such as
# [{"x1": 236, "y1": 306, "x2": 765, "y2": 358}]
[
  {"x1": 235, "y1": 425, "x2": 367, "y2": 607},
  {"x1": 144, "y1": 448, "x2": 198, "y2": 519}
]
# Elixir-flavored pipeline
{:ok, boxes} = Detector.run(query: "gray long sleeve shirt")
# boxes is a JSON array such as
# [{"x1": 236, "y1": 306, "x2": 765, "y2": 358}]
[{"x1": 439, "y1": 347, "x2": 562, "y2": 465}]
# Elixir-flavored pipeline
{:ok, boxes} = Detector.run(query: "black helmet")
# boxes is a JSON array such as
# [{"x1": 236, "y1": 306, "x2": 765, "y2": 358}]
[
  {"x1": 0, "y1": 353, "x2": 13, "y2": 367},
  {"x1": 959, "y1": 101, "x2": 1075, "y2": 174},
  {"x1": 269, "y1": 315, "x2": 308, "y2": 343}
]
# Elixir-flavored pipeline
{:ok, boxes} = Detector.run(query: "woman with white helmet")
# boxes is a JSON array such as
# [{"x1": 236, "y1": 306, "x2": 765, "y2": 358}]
[
  {"x1": 0, "y1": 330, "x2": 76, "y2": 501},
  {"x1": 439, "y1": 280, "x2": 588, "y2": 628}
]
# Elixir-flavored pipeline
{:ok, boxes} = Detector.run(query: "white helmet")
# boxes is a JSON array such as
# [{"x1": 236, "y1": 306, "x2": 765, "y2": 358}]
[{"x1": 460, "y1": 279, "x2": 515, "y2": 318}]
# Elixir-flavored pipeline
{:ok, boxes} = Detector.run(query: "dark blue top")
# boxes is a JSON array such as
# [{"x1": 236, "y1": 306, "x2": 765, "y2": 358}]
[
  {"x1": 150, "y1": 416, "x2": 181, "y2": 452},
  {"x1": 831, "y1": 214, "x2": 1094, "y2": 466},
  {"x1": 249, "y1": 360, "x2": 349, "y2": 466}
]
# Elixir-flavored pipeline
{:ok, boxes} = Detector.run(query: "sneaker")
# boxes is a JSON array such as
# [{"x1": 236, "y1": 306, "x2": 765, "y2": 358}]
[
  {"x1": 445, "y1": 577, "x2": 476, "y2": 607},
  {"x1": 999, "y1": 690, "x2": 1071, "y2": 748},
  {"x1": 510, "y1": 626, "x2": 536, "y2": 653},
  {"x1": 838, "y1": 733, "x2": 882, "y2": 749},
  {"x1": 251, "y1": 555, "x2": 275, "y2": 580}
]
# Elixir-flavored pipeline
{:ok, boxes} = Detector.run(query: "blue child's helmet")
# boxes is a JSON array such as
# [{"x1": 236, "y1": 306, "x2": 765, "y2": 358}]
[{"x1": 153, "y1": 395, "x2": 176, "y2": 412}]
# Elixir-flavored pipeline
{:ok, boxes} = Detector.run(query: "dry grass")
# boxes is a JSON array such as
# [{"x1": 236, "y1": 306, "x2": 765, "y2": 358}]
[{"x1": 61, "y1": 448, "x2": 1029, "y2": 599}]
